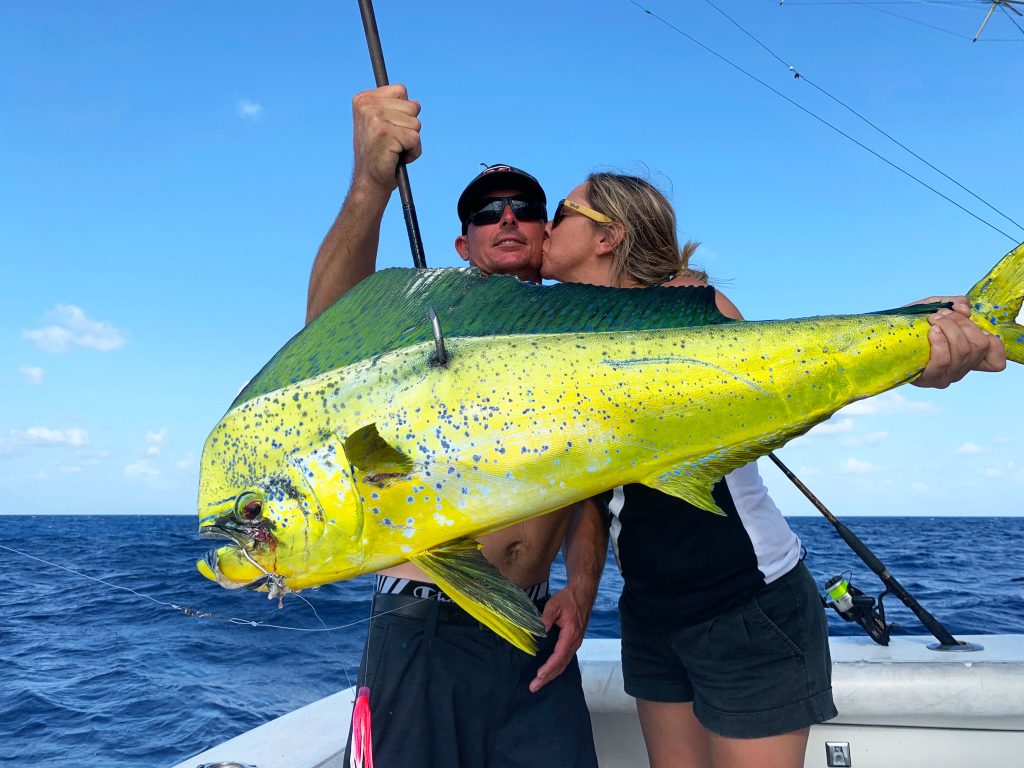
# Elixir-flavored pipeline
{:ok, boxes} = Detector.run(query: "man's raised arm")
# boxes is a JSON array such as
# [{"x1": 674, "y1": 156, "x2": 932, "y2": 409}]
[{"x1": 306, "y1": 84, "x2": 422, "y2": 324}]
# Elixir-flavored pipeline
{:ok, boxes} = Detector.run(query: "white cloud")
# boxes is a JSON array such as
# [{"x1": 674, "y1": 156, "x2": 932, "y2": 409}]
[
  {"x1": 19, "y1": 365, "x2": 44, "y2": 385},
  {"x1": 176, "y1": 453, "x2": 195, "y2": 471},
  {"x1": 807, "y1": 418, "x2": 854, "y2": 437},
  {"x1": 839, "y1": 457, "x2": 874, "y2": 474},
  {"x1": 982, "y1": 460, "x2": 1017, "y2": 479},
  {"x1": 60, "y1": 465, "x2": 82, "y2": 474},
  {"x1": 796, "y1": 465, "x2": 821, "y2": 476},
  {"x1": 22, "y1": 427, "x2": 89, "y2": 447},
  {"x1": 146, "y1": 428, "x2": 167, "y2": 456},
  {"x1": 840, "y1": 391, "x2": 939, "y2": 417},
  {"x1": 956, "y1": 442, "x2": 987, "y2": 455},
  {"x1": 23, "y1": 305, "x2": 125, "y2": 353},
  {"x1": 843, "y1": 431, "x2": 888, "y2": 448},
  {"x1": 124, "y1": 460, "x2": 159, "y2": 479},
  {"x1": 911, "y1": 481, "x2": 930, "y2": 493},
  {"x1": 237, "y1": 98, "x2": 263, "y2": 118},
  {"x1": 79, "y1": 449, "x2": 110, "y2": 467}
]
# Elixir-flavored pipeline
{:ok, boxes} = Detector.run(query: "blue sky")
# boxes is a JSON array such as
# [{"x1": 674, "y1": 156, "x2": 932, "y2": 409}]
[{"x1": 2, "y1": 1, "x2": 1022, "y2": 517}]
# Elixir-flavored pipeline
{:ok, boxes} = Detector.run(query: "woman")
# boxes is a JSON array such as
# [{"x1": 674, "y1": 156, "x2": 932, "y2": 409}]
[{"x1": 541, "y1": 172, "x2": 1004, "y2": 768}]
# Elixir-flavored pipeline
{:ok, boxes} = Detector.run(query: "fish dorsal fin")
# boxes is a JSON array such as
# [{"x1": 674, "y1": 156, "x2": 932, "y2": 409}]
[
  {"x1": 409, "y1": 538, "x2": 546, "y2": 655},
  {"x1": 343, "y1": 424, "x2": 413, "y2": 477},
  {"x1": 232, "y1": 268, "x2": 729, "y2": 408}
]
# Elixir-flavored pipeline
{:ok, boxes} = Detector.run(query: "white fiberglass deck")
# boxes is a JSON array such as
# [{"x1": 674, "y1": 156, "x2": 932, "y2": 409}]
[{"x1": 175, "y1": 634, "x2": 1024, "y2": 768}]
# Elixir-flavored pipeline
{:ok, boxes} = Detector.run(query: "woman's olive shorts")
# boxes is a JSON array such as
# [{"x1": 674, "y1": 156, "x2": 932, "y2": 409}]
[{"x1": 620, "y1": 561, "x2": 838, "y2": 739}]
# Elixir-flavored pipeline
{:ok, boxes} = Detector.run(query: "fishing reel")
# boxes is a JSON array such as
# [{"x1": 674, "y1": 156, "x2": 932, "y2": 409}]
[{"x1": 823, "y1": 574, "x2": 892, "y2": 646}]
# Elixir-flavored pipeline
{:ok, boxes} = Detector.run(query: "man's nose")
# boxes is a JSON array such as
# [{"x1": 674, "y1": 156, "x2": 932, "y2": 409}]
[{"x1": 499, "y1": 204, "x2": 518, "y2": 225}]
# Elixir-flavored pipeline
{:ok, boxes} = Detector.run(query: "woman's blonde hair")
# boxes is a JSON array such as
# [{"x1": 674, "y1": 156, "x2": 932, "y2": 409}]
[{"x1": 585, "y1": 172, "x2": 706, "y2": 287}]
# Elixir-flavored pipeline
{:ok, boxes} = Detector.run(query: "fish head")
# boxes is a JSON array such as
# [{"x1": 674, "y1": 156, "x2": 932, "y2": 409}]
[{"x1": 195, "y1": 396, "x2": 366, "y2": 593}]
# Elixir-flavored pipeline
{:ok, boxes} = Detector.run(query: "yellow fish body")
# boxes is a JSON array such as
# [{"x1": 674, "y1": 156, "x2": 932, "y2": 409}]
[{"x1": 198, "y1": 243, "x2": 1024, "y2": 653}]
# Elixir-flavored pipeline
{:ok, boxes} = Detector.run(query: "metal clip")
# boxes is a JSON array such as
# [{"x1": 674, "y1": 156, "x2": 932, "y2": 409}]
[{"x1": 825, "y1": 742, "x2": 851, "y2": 768}]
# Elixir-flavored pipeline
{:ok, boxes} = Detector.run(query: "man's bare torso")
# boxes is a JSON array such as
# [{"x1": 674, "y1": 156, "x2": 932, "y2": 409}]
[{"x1": 379, "y1": 507, "x2": 575, "y2": 588}]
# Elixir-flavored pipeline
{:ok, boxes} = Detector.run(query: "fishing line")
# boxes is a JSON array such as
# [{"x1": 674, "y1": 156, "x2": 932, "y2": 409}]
[
  {"x1": 782, "y1": 0, "x2": 1024, "y2": 42},
  {"x1": 998, "y1": 1, "x2": 1024, "y2": 37},
  {"x1": 702, "y1": 0, "x2": 1024, "y2": 234},
  {"x1": 294, "y1": 591, "x2": 356, "y2": 690},
  {"x1": 629, "y1": 1, "x2": 1023, "y2": 242},
  {"x1": 0, "y1": 541, "x2": 423, "y2": 635}
]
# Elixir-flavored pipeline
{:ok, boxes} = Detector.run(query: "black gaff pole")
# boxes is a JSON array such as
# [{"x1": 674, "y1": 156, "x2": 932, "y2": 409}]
[
  {"x1": 356, "y1": 0, "x2": 427, "y2": 269},
  {"x1": 767, "y1": 452, "x2": 973, "y2": 650}
]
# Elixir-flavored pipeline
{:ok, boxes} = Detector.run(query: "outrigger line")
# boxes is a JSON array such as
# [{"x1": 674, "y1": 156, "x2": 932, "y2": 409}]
[
  {"x1": 631, "y1": 1, "x2": 1024, "y2": 243},
  {"x1": 778, "y1": 0, "x2": 1024, "y2": 43}
]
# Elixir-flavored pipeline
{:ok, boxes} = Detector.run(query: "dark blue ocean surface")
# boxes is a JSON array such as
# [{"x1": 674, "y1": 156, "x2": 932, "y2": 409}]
[{"x1": 1, "y1": 515, "x2": 1022, "y2": 768}]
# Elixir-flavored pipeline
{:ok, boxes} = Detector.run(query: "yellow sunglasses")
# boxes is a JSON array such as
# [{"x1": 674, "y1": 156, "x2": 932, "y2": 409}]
[{"x1": 551, "y1": 198, "x2": 613, "y2": 228}]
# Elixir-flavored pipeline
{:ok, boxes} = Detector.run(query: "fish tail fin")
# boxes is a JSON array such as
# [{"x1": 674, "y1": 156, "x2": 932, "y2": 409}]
[{"x1": 968, "y1": 241, "x2": 1024, "y2": 365}]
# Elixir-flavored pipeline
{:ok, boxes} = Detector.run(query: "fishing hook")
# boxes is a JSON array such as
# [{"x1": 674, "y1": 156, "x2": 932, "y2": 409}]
[{"x1": 429, "y1": 306, "x2": 448, "y2": 367}]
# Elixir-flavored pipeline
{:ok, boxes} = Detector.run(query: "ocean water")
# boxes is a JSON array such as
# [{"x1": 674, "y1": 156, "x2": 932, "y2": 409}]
[{"x1": 2, "y1": 514, "x2": 1022, "y2": 768}]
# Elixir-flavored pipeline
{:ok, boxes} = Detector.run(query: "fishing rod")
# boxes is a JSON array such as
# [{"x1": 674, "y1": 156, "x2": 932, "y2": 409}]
[
  {"x1": 767, "y1": 452, "x2": 983, "y2": 651},
  {"x1": 356, "y1": 0, "x2": 427, "y2": 268},
  {"x1": 354, "y1": 1, "x2": 979, "y2": 654}
]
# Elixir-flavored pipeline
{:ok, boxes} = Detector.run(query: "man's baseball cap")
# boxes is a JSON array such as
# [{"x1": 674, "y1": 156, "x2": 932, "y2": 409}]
[{"x1": 457, "y1": 164, "x2": 547, "y2": 234}]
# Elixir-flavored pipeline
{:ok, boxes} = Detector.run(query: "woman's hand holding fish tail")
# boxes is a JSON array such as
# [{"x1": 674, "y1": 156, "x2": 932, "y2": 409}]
[
  {"x1": 529, "y1": 500, "x2": 608, "y2": 694},
  {"x1": 911, "y1": 296, "x2": 1007, "y2": 389}
]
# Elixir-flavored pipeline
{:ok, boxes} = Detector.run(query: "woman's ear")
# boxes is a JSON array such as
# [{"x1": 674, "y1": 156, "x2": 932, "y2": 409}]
[{"x1": 595, "y1": 221, "x2": 625, "y2": 257}]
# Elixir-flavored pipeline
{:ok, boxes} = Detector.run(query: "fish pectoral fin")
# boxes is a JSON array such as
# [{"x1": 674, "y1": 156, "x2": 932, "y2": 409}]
[
  {"x1": 409, "y1": 538, "x2": 546, "y2": 655},
  {"x1": 645, "y1": 469, "x2": 726, "y2": 516},
  {"x1": 645, "y1": 444, "x2": 775, "y2": 515},
  {"x1": 343, "y1": 424, "x2": 414, "y2": 477}
]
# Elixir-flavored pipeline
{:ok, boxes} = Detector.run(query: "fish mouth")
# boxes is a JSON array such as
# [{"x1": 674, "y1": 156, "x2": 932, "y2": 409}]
[
  {"x1": 198, "y1": 515, "x2": 276, "y2": 550},
  {"x1": 197, "y1": 513, "x2": 279, "y2": 590},
  {"x1": 199, "y1": 548, "x2": 271, "y2": 591}
]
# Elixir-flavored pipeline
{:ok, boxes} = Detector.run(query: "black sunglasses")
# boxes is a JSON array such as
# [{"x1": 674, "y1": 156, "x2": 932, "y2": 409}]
[{"x1": 466, "y1": 196, "x2": 548, "y2": 229}]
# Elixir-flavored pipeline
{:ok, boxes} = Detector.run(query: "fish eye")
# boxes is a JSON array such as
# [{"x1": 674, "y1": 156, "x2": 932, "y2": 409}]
[{"x1": 234, "y1": 491, "x2": 263, "y2": 521}]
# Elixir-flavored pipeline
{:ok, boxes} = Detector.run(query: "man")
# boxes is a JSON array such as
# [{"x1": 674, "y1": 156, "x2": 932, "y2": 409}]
[{"x1": 308, "y1": 84, "x2": 605, "y2": 768}]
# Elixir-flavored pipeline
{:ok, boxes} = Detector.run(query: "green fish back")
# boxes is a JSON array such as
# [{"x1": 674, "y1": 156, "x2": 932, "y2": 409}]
[{"x1": 232, "y1": 268, "x2": 729, "y2": 409}]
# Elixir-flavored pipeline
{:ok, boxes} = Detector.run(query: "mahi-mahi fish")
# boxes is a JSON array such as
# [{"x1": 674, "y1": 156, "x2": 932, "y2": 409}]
[{"x1": 197, "y1": 243, "x2": 1024, "y2": 653}]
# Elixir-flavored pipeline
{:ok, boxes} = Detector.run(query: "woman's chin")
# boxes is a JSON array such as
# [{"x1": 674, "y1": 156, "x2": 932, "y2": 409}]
[{"x1": 539, "y1": 261, "x2": 563, "y2": 281}]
